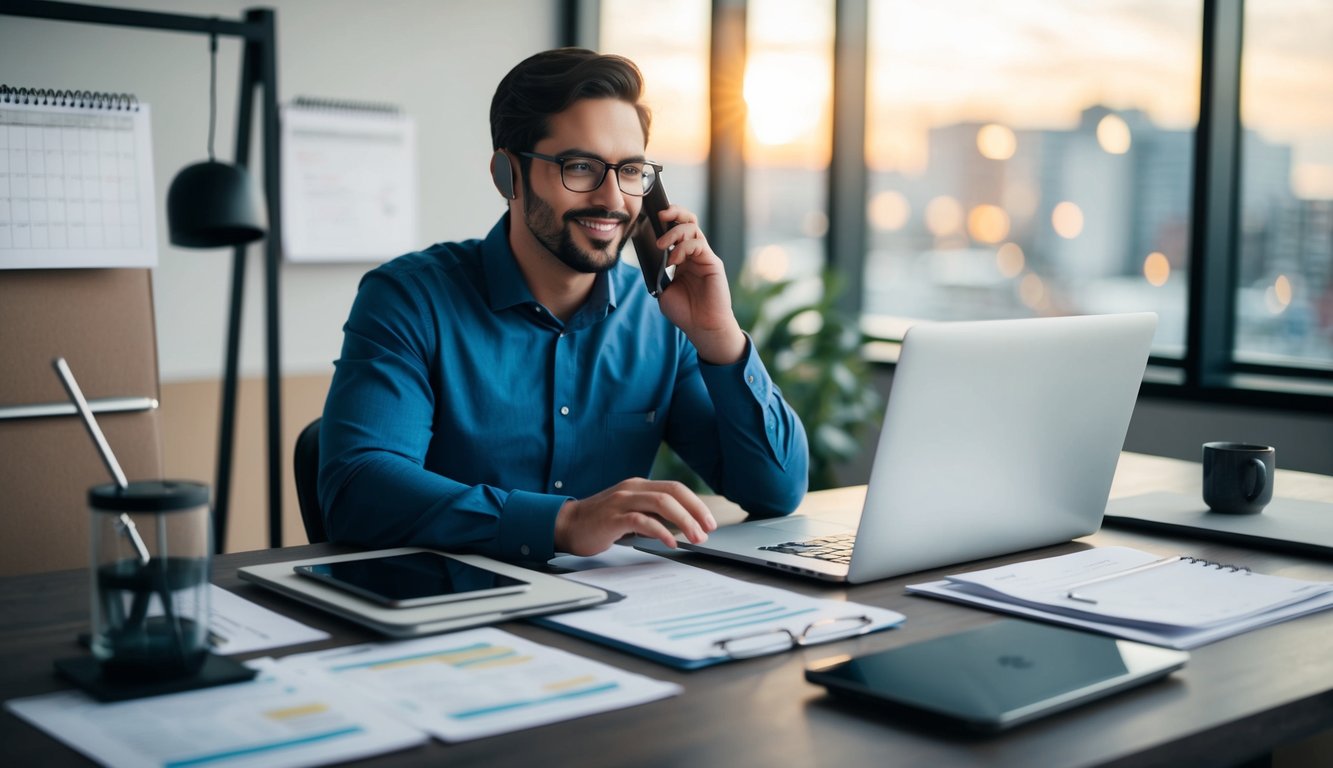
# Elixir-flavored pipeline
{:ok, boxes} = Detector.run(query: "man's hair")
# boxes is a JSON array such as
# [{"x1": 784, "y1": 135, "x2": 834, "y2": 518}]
[{"x1": 490, "y1": 48, "x2": 651, "y2": 155}]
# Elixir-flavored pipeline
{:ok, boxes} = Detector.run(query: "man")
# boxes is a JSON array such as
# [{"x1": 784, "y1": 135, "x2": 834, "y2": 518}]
[{"x1": 319, "y1": 48, "x2": 808, "y2": 562}]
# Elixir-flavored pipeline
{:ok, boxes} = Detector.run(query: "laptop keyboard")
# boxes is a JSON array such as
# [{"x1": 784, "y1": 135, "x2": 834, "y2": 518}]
[{"x1": 759, "y1": 533, "x2": 856, "y2": 564}]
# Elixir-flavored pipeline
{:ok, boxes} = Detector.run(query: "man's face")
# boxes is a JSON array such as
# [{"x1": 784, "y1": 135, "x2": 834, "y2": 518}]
[{"x1": 519, "y1": 98, "x2": 646, "y2": 274}]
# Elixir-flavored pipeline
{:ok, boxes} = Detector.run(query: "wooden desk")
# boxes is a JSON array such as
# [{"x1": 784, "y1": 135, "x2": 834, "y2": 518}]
[{"x1": 3, "y1": 454, "x2": 1331, "y2": 767}]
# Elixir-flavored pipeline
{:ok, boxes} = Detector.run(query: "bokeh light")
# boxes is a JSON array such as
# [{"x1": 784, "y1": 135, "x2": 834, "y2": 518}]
[
  {"x1": 1051, "y1": 201, "x2": 1085, "y2": 238},
  {"x1": 1096, "y1": 114, "x2": 1132, "y2": 154},
  {"x1": 925, "y1": 195, "x2": 964, "y2": 236},
  {"x1": 1143, "y1": 251, "x2": 1170, "y2": 286},
  {"x1": 968, "y1": 204, "x2": 1011, "y2": 244},
  {"x1": 869, "y1": 190, "x2": 910, "y2": 231},
  {"x1": 977, "y1": 123, "x2": 1017, "y2": 160},
  {"x1": 996, "y1": 242, "x2": 1025, "y2": 278}
]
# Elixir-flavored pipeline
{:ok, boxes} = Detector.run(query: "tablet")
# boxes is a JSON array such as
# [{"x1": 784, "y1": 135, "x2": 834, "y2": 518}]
[
  {"x1": 294, "y1": 551, "x2": 529, "y2": 608},
  {"x1": 805, "y1": 619, "x2": 1187, "y2": 731}
]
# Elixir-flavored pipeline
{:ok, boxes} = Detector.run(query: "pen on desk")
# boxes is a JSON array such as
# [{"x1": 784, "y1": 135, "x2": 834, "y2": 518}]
[{"x1": 1065, "y1": 555, "x2": 1182, "y2": 604}]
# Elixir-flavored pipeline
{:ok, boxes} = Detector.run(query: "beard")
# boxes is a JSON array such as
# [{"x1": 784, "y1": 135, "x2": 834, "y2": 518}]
[{"x1": 523, "y1": 186, "x2": 630, "y2": 274}]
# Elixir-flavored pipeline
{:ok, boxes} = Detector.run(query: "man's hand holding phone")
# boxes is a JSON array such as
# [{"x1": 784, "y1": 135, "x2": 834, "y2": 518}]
[{"x1": 632, "y1": 182, "x2": 747, "y2": 366}]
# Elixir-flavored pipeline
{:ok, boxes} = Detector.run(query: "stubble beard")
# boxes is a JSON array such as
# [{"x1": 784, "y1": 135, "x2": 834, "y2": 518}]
[{"x1": 523, "y1": 188, "x2": 630, "y2": 274}]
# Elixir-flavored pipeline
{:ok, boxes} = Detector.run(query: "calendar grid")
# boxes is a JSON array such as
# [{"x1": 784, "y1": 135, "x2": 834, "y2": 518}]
[{"x1": 0, "y1": 99, "x2": 157, "y2": 269}]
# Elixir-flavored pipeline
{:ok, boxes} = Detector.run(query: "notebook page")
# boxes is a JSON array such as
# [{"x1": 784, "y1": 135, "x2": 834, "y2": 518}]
[{"x1": 945, "y1": 547, "x2": 1333, "y2": 629}]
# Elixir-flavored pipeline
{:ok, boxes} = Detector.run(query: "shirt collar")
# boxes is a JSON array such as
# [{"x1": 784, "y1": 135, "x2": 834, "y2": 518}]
[
  {"x1": 482, "y1": 214, "x2": 535, "y2": 312},
  {"x1": 482, "y1": 214, "x2": 620, "y2": 322}
]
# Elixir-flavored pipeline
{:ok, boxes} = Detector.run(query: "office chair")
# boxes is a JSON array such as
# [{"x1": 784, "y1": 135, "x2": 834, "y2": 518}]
[{"x1": 293, "y1": 417, "x2": 328, "y2": 543}]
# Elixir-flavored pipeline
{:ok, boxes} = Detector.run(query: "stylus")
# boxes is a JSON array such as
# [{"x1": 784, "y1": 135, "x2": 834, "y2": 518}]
[{"x1": 1065, "y1": 555, "x2": 1182, "y2": 603}]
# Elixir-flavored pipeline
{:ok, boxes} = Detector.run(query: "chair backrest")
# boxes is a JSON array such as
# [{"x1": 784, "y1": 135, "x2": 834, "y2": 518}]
[{"x1": 293, "y1": 417, "x2": 327, "y2": 543}]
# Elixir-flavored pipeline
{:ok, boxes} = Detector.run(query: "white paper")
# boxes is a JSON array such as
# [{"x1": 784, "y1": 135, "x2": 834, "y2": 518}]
[
  {"x1": 206, "y1": 586, "x2": 331, "y2": 655},
  {"x1": 941, "y1": 546, "x2": 1333, "y2": 629},
  {"x1": 0, "y1": 101, "x2": 157, "y2": 269},
  {"x1": 280, "y1": 104, "x2": 417, "y2": 263},
  {"x1": 4, "y1": 660, "x2": 427, "y2": 768},
  {"x1": 907, "y1": 578, "x2": 1333, "y2": 649},
  {"x1": 543, "y1": 555, "x2": 905, "y2": 664},
  {"x1": 140, "y1": 585, "x2": 330, "y2": 656},
  {"x1": 907, "y1": 546, "x2": 1333, "y2": 649},
  {"x1": 277, "y1": 627, "x2": 680, "y2": 742}
]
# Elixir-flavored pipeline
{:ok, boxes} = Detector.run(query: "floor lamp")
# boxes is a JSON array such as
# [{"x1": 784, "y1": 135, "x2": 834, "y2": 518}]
[{"x1": 4, "y1": 1, "x2": 286, "y2": 553}]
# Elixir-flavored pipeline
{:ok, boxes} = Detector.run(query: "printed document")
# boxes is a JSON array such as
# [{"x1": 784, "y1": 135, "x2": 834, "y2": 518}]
[
  {"x1": 144, "y1": 584, "x2": 330, "y2": 655},
  {"x1": 5, "y1": 659, "x2": 426, "y2": 768},
  {"x1": 540, "y1": 552, "x2": 905, "y2": 667},
  {"x1": 277, "y1": 627, "x2": 680, "y2": 742},
  {"x1": 207, "y1": 586, "x2": 331, "y2": 655},
  {"x1": 908, "y1": 546, "x2": 1333, "y2": 649}
]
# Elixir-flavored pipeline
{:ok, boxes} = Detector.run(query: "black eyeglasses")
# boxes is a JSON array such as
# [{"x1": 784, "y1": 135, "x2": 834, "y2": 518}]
[{"x1": 519, "y1": 151, "x2": 662, "y2": 196}]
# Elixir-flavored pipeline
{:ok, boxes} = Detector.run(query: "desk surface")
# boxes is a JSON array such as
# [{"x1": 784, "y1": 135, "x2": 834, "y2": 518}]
[{"x1": 3, "y1": 453, "x2": 1332, "y2": 767}]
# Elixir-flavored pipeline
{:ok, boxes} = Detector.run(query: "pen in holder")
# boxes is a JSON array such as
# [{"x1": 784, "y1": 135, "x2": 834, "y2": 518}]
[
  {"x1": 51, "y1": 358, "x2": 254, "y2": 700},
  {"x1": 89, "y1": 480, "x2": 212, "y2": 681}
]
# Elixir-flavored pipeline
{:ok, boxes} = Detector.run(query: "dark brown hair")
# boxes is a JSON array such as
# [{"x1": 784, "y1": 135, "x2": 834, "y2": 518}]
[{"x1": 489, "y1": 47, "x2": 651, "y2": 156}]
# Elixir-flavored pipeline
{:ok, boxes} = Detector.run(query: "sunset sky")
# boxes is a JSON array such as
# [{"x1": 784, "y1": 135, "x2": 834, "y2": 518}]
[{"x1": 602, "y1": 0, "x2": 1332, "y2": 198}]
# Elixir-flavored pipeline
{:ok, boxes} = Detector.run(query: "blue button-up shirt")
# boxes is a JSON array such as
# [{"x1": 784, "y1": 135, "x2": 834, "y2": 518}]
[{"x1": 319, "y1": 215, "x2": 808, "y2": 562}]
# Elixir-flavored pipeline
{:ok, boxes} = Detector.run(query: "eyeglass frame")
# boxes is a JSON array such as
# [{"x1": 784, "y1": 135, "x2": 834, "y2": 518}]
[
  {"x1": 712, "y1": 615, "x2": 875, "y2": 660},
  {"x1": 518, "y1": 151, "x2": 663, "y2": 197}
]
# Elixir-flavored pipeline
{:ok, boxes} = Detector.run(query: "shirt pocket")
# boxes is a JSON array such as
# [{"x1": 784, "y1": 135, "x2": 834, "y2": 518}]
[{"x1": 600, "y1": 410, "x2": 664, "y2": 480}]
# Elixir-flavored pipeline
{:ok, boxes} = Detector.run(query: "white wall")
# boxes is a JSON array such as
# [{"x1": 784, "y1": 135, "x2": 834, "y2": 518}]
[{"x1": 0, "y1": 0, "x2": 558, "y2": 381}]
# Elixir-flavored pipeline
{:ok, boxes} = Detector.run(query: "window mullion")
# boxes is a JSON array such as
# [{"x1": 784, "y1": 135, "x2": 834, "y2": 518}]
[
  {"x1": 828, "y1": 0, "x2": 869, "y2": 318},
  {"x1": 707, "y1": 0, "x2": 748, "y2": 285},
  {"x1": 1186, "y1": 0, "x2": 1245, "y2": 388}
]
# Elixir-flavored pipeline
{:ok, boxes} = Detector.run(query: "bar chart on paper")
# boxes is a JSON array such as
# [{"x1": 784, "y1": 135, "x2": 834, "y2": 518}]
[
  {"x1": 4, "y1": 661, "x2": 426, "y2": 768},
  {"x1": 0, "y1": 89, "x2": 157, "y2": 269},
  {"x1": 278, "y1": 627, "x2": 681, "y2": 742}
]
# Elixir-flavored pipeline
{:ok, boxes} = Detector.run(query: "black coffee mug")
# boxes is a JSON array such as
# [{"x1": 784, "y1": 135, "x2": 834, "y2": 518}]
[{"x1": 1202, "y1": 442, "x2": 1275, "y2": 515}]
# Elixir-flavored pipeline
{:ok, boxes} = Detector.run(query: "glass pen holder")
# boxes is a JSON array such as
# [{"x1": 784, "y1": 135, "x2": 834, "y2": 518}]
[{"x1": 89, "y1": 480, "x2": 212, "y2": 682}]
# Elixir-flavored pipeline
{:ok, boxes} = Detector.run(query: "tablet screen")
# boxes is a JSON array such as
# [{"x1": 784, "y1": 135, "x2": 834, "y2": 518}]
[{"x1": 296, "y1": 552, "x2": 529, "y2": 607}]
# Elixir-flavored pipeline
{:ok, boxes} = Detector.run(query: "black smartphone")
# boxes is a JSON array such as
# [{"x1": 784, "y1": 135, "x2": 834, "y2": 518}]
[
  {"x1": 806, "y1": 620, "x2": 1187, "y2": 731},
  {"x1": 631, "y1": 176, "x2": 674, "y2": 297},
  {"x1": 294, "y1": 552, "x2": 530, "y2": 608}
]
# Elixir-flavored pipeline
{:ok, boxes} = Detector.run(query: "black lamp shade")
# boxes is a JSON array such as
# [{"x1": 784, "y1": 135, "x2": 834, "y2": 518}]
[{"x1": 166, "y1": 160, "x2": 266, "y2": 248}]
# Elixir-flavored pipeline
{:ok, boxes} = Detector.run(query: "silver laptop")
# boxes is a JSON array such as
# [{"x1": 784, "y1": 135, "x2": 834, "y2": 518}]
[{"x1": 682, "y1": 312, "x2": 1157, "y2": 583}]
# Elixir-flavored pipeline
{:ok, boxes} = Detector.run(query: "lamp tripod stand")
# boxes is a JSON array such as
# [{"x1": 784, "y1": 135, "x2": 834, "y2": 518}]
[{"x1": 4, "y1": 0, "x2": 287, "y2": 553}]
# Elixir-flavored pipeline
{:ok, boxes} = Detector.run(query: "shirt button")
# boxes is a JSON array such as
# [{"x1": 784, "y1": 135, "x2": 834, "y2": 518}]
[
  {"x1": 520, "y1": 544, "x2": 530, "y2": 556},
  {"x1": 560, "y1": 406, "x2": 570, "y2": 416},
  {"x1": 747, "y1": 375, "x2": 756, "y2": 384},
  {"x1": 558, "y1": 332, "x2": 566, "y2": 338},
  {"x1": 554, "y1": 480, "x2": 564, "y2": 489},
  {"x1": 533, "y1": 306, "x2": 543, "y2": 313}
]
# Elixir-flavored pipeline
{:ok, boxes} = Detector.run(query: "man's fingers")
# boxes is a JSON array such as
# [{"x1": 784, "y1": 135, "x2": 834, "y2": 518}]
[
  {"x1": 641, "y1": 479, "x2": 718, "y2": 532},
  {"x1": 625, "y1": 511, "x2": 677, "y2": 549},
  {"x1": 616, "y1": 489, "x2": 709, "y2": 544}
]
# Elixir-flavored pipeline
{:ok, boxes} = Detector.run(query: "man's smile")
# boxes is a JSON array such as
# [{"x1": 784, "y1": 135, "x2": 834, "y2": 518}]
[{"x1": 574, "y1": 217, "x2": 622, "y2": 235}]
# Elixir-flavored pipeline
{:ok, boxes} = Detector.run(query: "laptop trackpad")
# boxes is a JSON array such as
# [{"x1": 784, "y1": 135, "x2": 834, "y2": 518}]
[{"x1": 753, "y1": 516, "x2": 853, "y2": 539}]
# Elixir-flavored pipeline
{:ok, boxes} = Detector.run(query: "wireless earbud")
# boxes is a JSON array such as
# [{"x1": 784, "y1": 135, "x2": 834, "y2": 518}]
[{"x1": 491, "y1": 150, "x2": 516, "y2": 200}]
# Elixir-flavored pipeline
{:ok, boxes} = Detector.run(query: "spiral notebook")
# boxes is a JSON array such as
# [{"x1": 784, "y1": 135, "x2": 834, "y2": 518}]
[
  {"x1": 280, "y1": 96, "x2": 417, "y2": 263},
  {"x1": 0, "y1": 84, "x2": 158, "y2": 269},
  {"x1": 907, "y1": 546, "x2": 1333, "y2": 649}
]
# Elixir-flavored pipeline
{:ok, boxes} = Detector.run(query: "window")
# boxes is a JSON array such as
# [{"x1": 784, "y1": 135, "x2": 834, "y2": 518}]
[
  {"x1": 599, "y1": 1, "x2": 710, "y2": 217},
  {"x1": 590, "y1": 1, "x2": 1332, "y2": 407},
  {"x1": 863, "y1": 1, "x2": 1201, "y2": 355},
  {"x1": 1237, "y1": 2, "x2": 1333, "y2": 369},
  {"x1": 743, "y1": 0, "x2": 833, "y2": 287}
]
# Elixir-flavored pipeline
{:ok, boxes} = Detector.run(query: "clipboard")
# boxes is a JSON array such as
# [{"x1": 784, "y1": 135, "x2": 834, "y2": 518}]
[{"x1": 238, "y1": 548, "x2": 609, "y2": 638}]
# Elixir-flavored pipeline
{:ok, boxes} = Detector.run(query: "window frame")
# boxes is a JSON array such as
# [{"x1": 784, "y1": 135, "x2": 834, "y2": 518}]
[{"x1": 577, "y1": 0, "x2": 1333, "y2": 413}]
